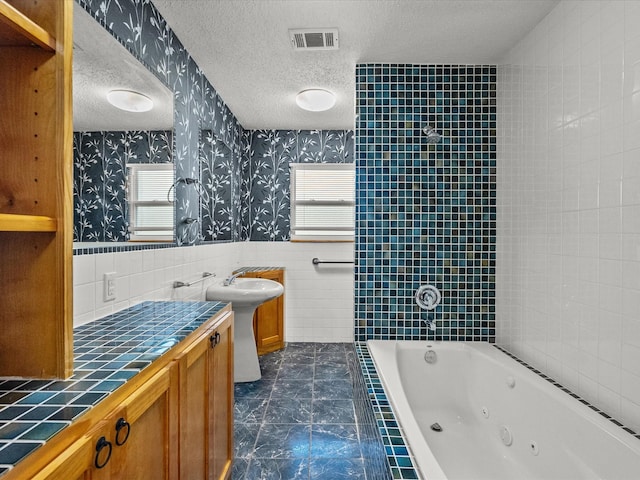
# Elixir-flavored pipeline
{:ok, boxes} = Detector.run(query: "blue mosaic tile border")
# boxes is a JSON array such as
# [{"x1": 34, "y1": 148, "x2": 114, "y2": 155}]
[
  {"x1": 347, "y1": 345, "x2": 393, "y2": 480},
  {"x1": 73, "y1": 242, "x2": 176, "y2": 256},
  {"x1": 494, "y1": 346, "x2": 640, "y2": 442},
  {"x1": 0, "y1": 301, "x2": 226, "y2": 473},
  {"x1": 355, "y1": 342, "x2": 420, "y2": 480}
]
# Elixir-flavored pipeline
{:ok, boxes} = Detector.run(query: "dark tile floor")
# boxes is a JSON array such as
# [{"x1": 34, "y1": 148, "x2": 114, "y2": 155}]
[{"x1": 232, "y1": 343, "x2": 371, "y2": 480}]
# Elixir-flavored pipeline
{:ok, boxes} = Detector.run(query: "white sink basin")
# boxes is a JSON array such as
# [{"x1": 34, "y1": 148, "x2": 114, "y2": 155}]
[
  {"x1": 206, "y1": 276, "x2": 284, "y2": 383},
  {"x1": 205, "y1": 278, "x2": 283, "y2": 307}
]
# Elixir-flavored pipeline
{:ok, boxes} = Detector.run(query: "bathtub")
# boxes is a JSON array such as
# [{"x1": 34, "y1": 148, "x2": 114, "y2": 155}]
[{"x1": 367, "y1": 340, "x2": 640, "y2": 480}]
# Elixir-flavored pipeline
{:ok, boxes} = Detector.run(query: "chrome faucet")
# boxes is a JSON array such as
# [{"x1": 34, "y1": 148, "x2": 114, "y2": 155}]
[
  {"x1": 423, "y1": 318, "x2": 436, "y2": 331},
  {"x1": 223, "y1": 272, "x2": 242, "y2": 286}
]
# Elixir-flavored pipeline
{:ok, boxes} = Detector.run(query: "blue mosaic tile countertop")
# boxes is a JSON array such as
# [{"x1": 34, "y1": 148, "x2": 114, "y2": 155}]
[{"x1": 0, "y1": 300, "x2": 227, "y2": 476}]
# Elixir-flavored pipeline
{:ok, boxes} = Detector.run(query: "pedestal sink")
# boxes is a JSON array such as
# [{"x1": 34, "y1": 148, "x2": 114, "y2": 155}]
[{"x1": 206, "y1": 277, "x2": 284, "y2": 382}]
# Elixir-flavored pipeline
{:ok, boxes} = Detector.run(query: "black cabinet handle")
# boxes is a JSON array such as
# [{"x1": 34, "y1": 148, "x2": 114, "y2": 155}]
[
  {"x1": 215, "y1": 331, "x2": 221, "y2": 345},
  {"x1": 209, "y1": 334, "x2": 216, "y2": 348},
  {"x1": 115, "y1": 417, "x2": 131, "y2": 446},
  {"x1": 94, "y1": 436, "x2": 112, "y2": 469}
]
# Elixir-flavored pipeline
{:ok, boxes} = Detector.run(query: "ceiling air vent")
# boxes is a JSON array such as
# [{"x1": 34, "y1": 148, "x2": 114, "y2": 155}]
[{"x1": 289, "y1": 28, "x2": 339, "y2": 51}]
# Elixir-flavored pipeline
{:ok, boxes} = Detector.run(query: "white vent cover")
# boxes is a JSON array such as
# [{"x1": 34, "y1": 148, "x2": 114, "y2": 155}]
[{"x1": 289, "y1": 28, "x2": 339, "y2": 50}]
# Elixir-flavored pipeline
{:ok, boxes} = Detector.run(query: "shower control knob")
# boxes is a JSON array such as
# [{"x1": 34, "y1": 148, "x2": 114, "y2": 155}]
[{"x1": 415, "y1": 285, "x2": 442, "y2": 311}]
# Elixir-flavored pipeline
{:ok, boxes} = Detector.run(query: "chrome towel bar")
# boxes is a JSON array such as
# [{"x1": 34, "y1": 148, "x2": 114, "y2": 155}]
[
  {"x1": 312, "y1": 258, "x2": 354, "y2": 265},
  {"x1": 173, "y1": 272, "x2": 215, "y2": 288}
]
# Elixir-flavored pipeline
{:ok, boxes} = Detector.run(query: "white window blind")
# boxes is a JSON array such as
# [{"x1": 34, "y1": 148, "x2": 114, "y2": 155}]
[
  {"x1": 128, "y1": 163, "x2": 174, "y2": 241},
  {"x1": 290, "y1": 163, "x2": 355, "y2": 241}
]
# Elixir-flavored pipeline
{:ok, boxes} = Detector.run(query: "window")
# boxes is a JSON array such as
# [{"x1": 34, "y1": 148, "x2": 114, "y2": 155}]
[
  {"x1": 127, "y1": 163, "x2": 174, "y2": 241},
  {"x1": 290, "y1": 163, "x2": 355, "y2": 241}
]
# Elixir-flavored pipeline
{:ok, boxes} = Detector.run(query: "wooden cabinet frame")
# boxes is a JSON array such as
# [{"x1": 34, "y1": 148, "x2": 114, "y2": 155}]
[
  {"x1": 3, "y1": 307, "x2": 233, "y2": 480},
  {"x1": 241, "y1": 269, "x2": 285, "y2": 355},
  {"x1": 0, "y1": 0, "x2": 74, "y2": 378}
]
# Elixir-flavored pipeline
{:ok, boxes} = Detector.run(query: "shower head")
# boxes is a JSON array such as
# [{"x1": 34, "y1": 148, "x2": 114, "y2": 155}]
[{"x1": 422, "y1": 125, "x2": 441, "y2": 144}]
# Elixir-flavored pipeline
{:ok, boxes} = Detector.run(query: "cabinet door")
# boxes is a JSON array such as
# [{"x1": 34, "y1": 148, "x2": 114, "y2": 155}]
[
  {"x1": 178, "y1": 312, "x2": 233, "y2": 480},
  {"x1": 106, "y1": 365, "x2": 178, "y2": 480},
  {"x1": 178, "y1": 331, "x2": 209, "y2": 479},
  {"x1": 244, "y1": 270, "x2": 284, "y2": 354},
  {"x1": 29, "y1": 365, "x2": 177, "y2": 480},
  {"x1": 30, "y1": 432, "x2": 100, "y2": 480},
  {"x1": 210, "y1": 316, "x2": 233, "y2": 479}
]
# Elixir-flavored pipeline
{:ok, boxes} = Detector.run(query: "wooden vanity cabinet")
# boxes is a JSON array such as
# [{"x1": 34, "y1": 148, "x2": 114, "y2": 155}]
[
  {"x1": 31, "y1": 364, "x2": 178, "y2": 480},
  {"x1": 240, "y1": 269, "x2": 285, "y2": 355},
  {"x1": 177, "y1": 313, "x2": 233, "y2": 480},
  {"x1": 6, "y1": 309, "x2": 234, "y2": 480}
]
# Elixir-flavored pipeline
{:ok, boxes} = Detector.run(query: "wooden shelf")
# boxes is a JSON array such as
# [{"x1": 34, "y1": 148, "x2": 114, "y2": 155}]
[
  {"x1": 0, "y1": 0, "x2": 56, "y2": 51},
  {"x1": 0, "y1": 213, "x2": 57, "y2": 232}
]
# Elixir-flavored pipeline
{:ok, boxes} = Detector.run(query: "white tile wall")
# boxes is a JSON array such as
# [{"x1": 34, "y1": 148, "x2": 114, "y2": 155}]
[
  {"x1": 498, "y1": 0, "x2": 640, "y2": 431},
  {"x1": 72, "y1": 241, "x2": 354, "y2": 343},
  {"x1": 237, "y1": 241, "x2": 355, "y2": 343}
]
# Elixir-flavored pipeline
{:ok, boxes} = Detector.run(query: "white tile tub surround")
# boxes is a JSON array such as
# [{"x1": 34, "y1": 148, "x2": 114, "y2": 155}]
[
  {"x1": 498, "y1": 0, "x2": 640, "y2": 432},
  {"x1": 72, "y1": 241, "x2": 355, "y2": 343}
]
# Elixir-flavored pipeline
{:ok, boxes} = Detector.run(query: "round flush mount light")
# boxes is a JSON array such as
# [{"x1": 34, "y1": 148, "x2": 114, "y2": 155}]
[
  {"x1": 295, "y1": 89, "x2": 336, "y2": 112},
  {"x1": 107, "y1": 89, "x2": 153, "y2": 112}
]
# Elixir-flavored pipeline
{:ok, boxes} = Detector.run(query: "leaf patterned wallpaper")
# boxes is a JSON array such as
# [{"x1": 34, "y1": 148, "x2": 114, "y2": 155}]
[
  {"x1": 247, "y1": 130, "x2": 354, "y2": 241},
  {"x1": 77, "y1": 0, "x2": 244, "y2": 246},
  {"x1": 73, "y1": 130, "x2": 172, "y2": 242},
  {"x1": 75, "y1": 0, "x2": 354, "y2": 245}
]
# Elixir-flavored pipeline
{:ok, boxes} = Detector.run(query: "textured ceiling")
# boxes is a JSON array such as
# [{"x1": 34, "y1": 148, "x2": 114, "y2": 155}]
[
  {"x1": 152, "y1": 0, "x2": 559, "y2": 131},
  {"x1": 73, "y1": 7, "x2": 173, "y2": 132}
]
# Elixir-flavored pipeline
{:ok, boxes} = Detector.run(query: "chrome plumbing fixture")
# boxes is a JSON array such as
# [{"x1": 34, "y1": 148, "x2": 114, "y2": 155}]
[
  {"x1": 223, "y1": 272, "x2": 242, "y2": 286},
  {"x1": 430, "y1": 422, "x2": 443, "y2": 432},
  {"x1": 416, "y1": 284, "x2": 442, "y2": 310},
  {"x1": 423, "y1": 318, "x2": 436, "y2": 331},
  {"x1": 424, "y1": 349, "x2": 437, "y2": 364},
  {"x1": 422, "y1": 125, "x2": 442, "y2": 144}
]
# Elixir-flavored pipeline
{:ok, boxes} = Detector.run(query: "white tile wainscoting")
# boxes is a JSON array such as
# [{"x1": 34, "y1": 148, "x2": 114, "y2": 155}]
[{"x1": 73, "y1": 241, "x2": 355, "y2": 343}]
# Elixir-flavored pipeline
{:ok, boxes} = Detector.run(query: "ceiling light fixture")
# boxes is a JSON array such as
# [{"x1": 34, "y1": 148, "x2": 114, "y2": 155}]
[
  {"x1": 295, "y1": 89, "x2": 336, "y2": 112},
  {"x1": 107, "y1": 89, "x2": 153, "y2": 112}
]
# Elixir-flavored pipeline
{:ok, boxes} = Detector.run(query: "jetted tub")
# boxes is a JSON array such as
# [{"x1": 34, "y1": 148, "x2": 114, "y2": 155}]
[{"x1": 367, "y1": 340, "x2": 640, "y2": 480}]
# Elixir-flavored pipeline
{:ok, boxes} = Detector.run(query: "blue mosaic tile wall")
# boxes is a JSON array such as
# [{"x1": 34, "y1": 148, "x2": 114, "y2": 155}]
[
  {"x1": 247, "y1": 130, "x2": 354, "y2": 241},
  {"x1": 76, "y1": 0, "x2": 245, "y2": 246},
  {"x1": 354, "y1": 64, "x2": 497, "y2": 342}
]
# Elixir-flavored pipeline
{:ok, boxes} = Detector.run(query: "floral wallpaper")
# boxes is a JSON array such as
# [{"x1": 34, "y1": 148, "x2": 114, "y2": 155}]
[
  {"x1": 247, "y1": 130, "x2": 354, "y2": 241},
  {"x1": 73, "y1": 130, "x2": 172, "y2": 242},
  {"x1": 200, "y1": 130, "x2": 232, "y2": 241},
  {"x1": 75, "y1": 1, "x2": 354, "y2": 245},
  {"x1": 77, "y1": 0, "x2": 244, "y2": 245}
]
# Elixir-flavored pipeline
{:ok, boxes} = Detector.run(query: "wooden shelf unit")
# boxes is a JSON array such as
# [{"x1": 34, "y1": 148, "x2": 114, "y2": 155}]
[
  {"x1": 0, "y1": 1, "x2": 56, "y2": 50},
  {"x1": 0, "y1": 0, "x2": 73, "y2": 378},
  {"x1": 0, "y1": 213, "x2": 57, "y2": 232}
]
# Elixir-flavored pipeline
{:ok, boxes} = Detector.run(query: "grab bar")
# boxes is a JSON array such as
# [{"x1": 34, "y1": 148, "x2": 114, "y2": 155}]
[
  {"x1": 173, "y1": 272, "x2": 215, "y2": 288},
  {"x1": 312, "y1": 258, "x2": 354, "y2": 265}
]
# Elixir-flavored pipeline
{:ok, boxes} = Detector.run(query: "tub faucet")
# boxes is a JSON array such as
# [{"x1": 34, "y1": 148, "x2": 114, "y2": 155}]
[
  {"x1": 223, "y1": 272, "x2": 242, "y2": 286},
  {"x1": 423, "y1": 319, "x2": 436, "y2": 331}
]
